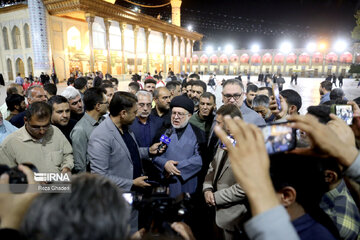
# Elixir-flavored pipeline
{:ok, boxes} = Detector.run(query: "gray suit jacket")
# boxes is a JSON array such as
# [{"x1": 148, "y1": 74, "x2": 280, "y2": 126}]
[
  {"x1": 203, "y1": 147, "x2": 248, "y2": 231},
  {"x1": 87, "y1": 117, "x2": 148, "y2": 191}
]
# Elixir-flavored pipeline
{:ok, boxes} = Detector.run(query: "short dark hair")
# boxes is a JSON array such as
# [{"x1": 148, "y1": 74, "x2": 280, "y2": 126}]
[
  {"x1": 6, "y1": 84, "x2": 21, "y2": 96},
  {"x1": 110, "y1": 78, "x2": 119, "y2": 85},
  {"x1": 166, "y1": 80, "x2": 181, "y2": 91},
  {"x1": 307, "y1": 105, "x2": 331, "y2": 124},
  {"x1": 258, "y1": 87, "x2": 273, "y2": 97},
  {"x1": 200, "y1": 92, "x2": 216, "y2": 103},
  {"x1": 270, "y1": 153, "x2": 340, "y2": 239},
  {"x1": 192, "y1": 80, "x2": 207, "y2": 92},
  {"x1": 21, "y1": 174, "x2": 130, "y2": 240},
  {"x1": 101, "y1": 80, "x2": 113, "y2": 86},
  {"x1": 101, "y1": 83, "x2": 114, "y2": 93},
  {"x1": 25, "y1": 102, "x2": 52, "y2": 121},
  {"x1": 222, "y1": 79, "x2": 244, "y2": 91},
  {"x1": 128, "y1": 82, "x2": 140, "y2": 92},
  {"x1": 83, "y1": 87, "x2": 106, "y2": 111},
  {"x1": 48, "y1": 95, "x2": 68, "y2": 108},
  {"x1": 216, "y1": 104, "x2": 242, "y2": 119},
  {"x1": 246, "y1": 84, "x2": 258, "y2": 93},
  {"x1": 6, "y1": 94, "x2": 25, "y2": 111},
  {"x1": 320, "y1": 81, "x2": 332, "y2": 91},
  {"x1": 188, "y1": 73, "x2": 200, "y2": 80},
  {"x1": 329, "y1": 88, "x2": 345, "y2": 101},
  {"x1": 280, "y1": 89, "x2": 302, "y2": 112},
  {"x1": 74, "y1": 77, "x2": 88, "y2": 90},
  {"x1": 43, "y1": 83, "x2": 57, "y2": 96},
  {"x1": 109, "y1": 91, "x2": 137, "y2": 117},
  {"x1": 144, "y1": 78, "x2": 156, "y2": 86},
  {"x1": 153, "y1": 87, "x2": 168, "y2": 99}
]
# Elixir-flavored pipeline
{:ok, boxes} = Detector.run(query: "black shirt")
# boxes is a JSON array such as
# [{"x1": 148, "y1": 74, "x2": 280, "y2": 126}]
[
  {"x1": 151, "y1": 108, "x2": 171, "y2": 128},
  {"x1": 53, "y1": 119, "x2": 77, "y2": 144},
  {"x1": 119, "y1": 127, "x2": 142, "y2": 179}
]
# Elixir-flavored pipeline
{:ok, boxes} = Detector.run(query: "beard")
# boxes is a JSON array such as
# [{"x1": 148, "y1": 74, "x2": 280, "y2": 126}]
[
  {"x1": 172, "y1": 115, "x2": 190, "y2": 129},
  {"x1": 192, "y1": 98, "x2": 199, "y2": 107}
]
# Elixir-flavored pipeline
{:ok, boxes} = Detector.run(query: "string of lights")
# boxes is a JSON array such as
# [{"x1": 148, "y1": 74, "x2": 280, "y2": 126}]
[{"x1": 122, "y1": 0, "x2": 170, "y2": 8}]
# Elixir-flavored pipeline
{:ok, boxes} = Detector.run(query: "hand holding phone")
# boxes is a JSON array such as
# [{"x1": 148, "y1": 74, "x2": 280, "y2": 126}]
[
  {"x1": 330, "y1": 104, "x2": 353, "y2": 125},
  {"x1": 260, "y1": 122, "x2": 296, "y2": 155}
]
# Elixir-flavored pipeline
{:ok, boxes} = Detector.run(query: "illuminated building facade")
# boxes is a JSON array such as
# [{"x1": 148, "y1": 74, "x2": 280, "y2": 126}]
[
  {"x1": 193, "y1": 44, "x2": 360, "y2": 77},
  {"x1": 0, "y1": 0, "x2": 202, "y2": 82}
]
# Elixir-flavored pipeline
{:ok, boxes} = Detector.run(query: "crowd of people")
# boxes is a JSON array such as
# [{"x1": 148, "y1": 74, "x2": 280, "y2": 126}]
[{"x1": 0, "y1": 69, "x2": 360, "y2": 240}]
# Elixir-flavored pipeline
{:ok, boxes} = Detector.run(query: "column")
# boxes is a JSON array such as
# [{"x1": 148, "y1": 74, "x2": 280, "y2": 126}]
[
  {"x1": 171, "y1": 35, "x2": 176, "y2": 72},
  {"x1": 248, "y1": 54, "x2": 252, "y2": 74},
  {"x1": 190, "y1": 39, "x2": 194, "y2": 72},
  {"x1": 208, "y1": 54, "x2": 211, "y2": 74},
  {"x1": 283, "y1": 55, "x2": 287, "y2": 75},
  {"x1": 145, "y1": 28, "x2": 151, "y2": 73},
  {"x1": 28, "y1": 0, "x2": 51, "y2": 76},
  {"x1": 163, "y1": 33, "x2": 167, "y2": 75},
  {"x1": 104, "y1": 19, "x2": 112, "y2": 74},
  {"x1": 322, "y1": 52, "x2": 326, "y2": 76},
  {"x1": 179, "y1": 37, "x2": 182, "y2": 73},
  {"x1": 309, "y1": 54, "x2": 313, "y2": 71},
  {"x1": 260, "y1": 52, "x2": 263, "y2": 74},
  {"x1": 271, "y1": 51, "x2": 275, "y2": 73},
  {"x1": 86, "y1": 14, "x2": 95, "y2": 73},
  {"x1": 171, "y1": 0, "x2": 182, "y2": 27},
  {"x1": 133, "y1": 25, "x2": 139, "y2": 73},
  {"x1": 19, "y1": 25, "x2": 28, "y2": 77},
  {"x1": 199, "y1": 41, "x2": 203, "y2": 51},
  {"x1": 184, "y1": 39, "x2": 188, "y2": 72},
  {"x1": 119, "y1": 22, "x2": 126, "y2": 75}
]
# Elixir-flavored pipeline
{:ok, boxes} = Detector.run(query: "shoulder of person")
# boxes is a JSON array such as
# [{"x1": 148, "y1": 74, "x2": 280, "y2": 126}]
[{"x1": 189, "y1": 123, "x2": 206, "y2": 143}]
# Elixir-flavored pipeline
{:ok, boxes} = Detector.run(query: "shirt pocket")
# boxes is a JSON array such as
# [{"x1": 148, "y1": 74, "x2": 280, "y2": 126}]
[{"x1": 49, "y1": 150, "x2": 63, "y2": 166}]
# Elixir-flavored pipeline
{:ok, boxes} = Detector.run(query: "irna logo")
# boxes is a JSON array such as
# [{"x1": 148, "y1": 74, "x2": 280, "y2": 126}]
[{"x1": 34, "y1": 173, "x2": 71, "y2": 182}]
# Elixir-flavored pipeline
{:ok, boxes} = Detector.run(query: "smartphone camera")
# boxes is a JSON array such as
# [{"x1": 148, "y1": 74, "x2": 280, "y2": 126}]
[
  {"x1": 260, "y1": 122, "x2": 296, "y2": 155},
  {"x1": 331, "y1": 105, "x2": 353, "y2": 125}
]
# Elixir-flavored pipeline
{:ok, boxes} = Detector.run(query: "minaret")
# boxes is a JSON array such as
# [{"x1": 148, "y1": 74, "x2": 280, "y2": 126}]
[
  {"x1": 171, "y1": 0, "x2": 182, "y2": 27},
  {"x1": 28, "y1": 0, "x2": 51, "y2": 76}
]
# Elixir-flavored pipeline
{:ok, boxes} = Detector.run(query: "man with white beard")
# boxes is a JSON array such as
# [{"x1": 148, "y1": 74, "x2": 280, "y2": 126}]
[{"x1": 153, "y1": 95, "x2": 205, "y2": 198}]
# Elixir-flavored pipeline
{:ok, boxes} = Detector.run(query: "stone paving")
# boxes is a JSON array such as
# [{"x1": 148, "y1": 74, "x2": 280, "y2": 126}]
[{"x1": 1, "y1": 75, "x2": 359, "y2": 115}]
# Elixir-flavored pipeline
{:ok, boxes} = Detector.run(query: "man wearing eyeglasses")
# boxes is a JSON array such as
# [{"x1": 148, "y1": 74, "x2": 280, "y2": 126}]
[
  {"x1": 153, "y1": 95, "x2": 205, "y2": 198},
  {"x1": 0, "y1": 102, "x2": 74, "y2": 174},
  {"x1": 70, "y1": 88, "x2": 108, "y2": 173},
  {"x1": 222, "y1": 79, "x2": 265, "y2": 126}
]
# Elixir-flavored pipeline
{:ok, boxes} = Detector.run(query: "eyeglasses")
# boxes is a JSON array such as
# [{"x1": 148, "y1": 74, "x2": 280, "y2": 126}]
[
  {"x1": 28, "y1": 123, "x2": 50, "y2": 131},
  {"x1": 172, "y1": 111, "x2": 188, "y2": 118},
  {"x1": 222, "y1": 93, "x2": 243, "y2": 101}
]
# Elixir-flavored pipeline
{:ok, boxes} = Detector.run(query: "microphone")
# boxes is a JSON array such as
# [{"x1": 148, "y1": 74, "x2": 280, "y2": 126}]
[{"x1": 158, "y1": 128, "x2": 173, "y2": 152}]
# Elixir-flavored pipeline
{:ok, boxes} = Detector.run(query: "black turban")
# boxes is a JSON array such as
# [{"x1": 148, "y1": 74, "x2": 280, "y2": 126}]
[{"x1": 170, "y1": 95, "x2": 194, "y2": 114}]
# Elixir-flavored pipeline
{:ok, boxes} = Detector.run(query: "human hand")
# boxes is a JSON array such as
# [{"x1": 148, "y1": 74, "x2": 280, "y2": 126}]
[
  {"x1": 171, "y1": 222, "x2": 196, "y2": 240},
  {"x1": 204, "y1": 190, "x2": 215, "y2": 206},
  {"x1": 288, "y1": 114, "x2": 358, "y2": 168},
  {"x1": 0, "y1": 165, "x2": 38, "y2": 229},
  {"x1": 133, "y1": 176, "x2": 151, "y2": 188},
  {"x1": 149, "y1": 142, "x2": 166, "y2": 155},
  {"x1": 269, "y1": 95, "x2": 287, "y2": 119},
  {"x1": 327, "y1": 114, "x2": 356, "y2": 147},
  {"x1": 214, "y1": 116, "x2": 279, "y2": 216},
  {"x1": 164, "y1": 160, "x2": 181, "y2": 176}
]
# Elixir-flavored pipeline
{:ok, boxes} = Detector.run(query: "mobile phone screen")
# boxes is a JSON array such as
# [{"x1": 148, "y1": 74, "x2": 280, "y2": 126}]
[
  {"x1": 272, "y1": 85, "x2": 281, "y2": 110},
  {"x1": 335, "y1": 105, "x2": 353, "y2": 125},
  {"x1": 260, "y1": 122, "x2": 296, "y2": 154}
]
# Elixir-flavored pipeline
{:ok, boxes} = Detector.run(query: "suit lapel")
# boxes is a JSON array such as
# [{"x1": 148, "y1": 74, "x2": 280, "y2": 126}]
[
  {"x1": 107, "y1": 118, "x2": 132, "y2": 163},
  {"x1": 218, "y1": 157, "x2": 230, "y2": 180}
]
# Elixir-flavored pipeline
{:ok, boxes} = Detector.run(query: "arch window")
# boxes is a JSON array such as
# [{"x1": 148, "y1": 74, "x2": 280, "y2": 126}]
[{"x1": 3, "y1": 27, "x2": 9, "y2": 50}]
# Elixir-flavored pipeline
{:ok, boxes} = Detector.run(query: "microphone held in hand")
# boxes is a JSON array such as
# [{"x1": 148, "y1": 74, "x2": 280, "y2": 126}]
[{"x1": 158, "y1": 128, "x2": 173, "y2": 152}]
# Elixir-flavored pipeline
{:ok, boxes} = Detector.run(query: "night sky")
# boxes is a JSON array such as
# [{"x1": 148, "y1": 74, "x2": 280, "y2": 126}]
[{"x1": 115, "y1": 0, "x2": 360, "y2": 50}]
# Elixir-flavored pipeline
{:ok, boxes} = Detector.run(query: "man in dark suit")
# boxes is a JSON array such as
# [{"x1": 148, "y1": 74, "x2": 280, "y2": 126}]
[{"x1": 88, "y1": 91, "x2": 163, "y2": 234}]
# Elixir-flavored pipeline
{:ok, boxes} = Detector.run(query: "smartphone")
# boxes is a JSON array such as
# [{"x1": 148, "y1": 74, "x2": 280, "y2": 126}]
[
  {"x1": 330, "y1": 104, "x2": 353, "y2": 125},
  {"x1": 272, "y1": 84, "x2": 281, "y2": 110},
  {"x1": 145, "y1": 179, "x2": 160, "y2": 185},
  {"x1": 122, "y1": 192, "x2": 133, "y2": 205},
  {"x1": 260, "y1": 122, "x2": 296, "y2": 155},
  {"x1": 221, "y1": 135, "x2": 236, "y2": 148}
]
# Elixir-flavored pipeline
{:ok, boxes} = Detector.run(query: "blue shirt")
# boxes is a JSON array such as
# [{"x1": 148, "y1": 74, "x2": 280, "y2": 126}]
[
  {"x1": 293, "y1": 214, "x2": 337, "y2": 240},
  {"x1": 320, "y1": 92, "x2": 330, "y2": 104},
  {"x1": 0, "y1": 120, "x2": 18, "y2": 144},
  {"x1": 130, "y1": 115, "x2": 164, "y2": 147}
]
